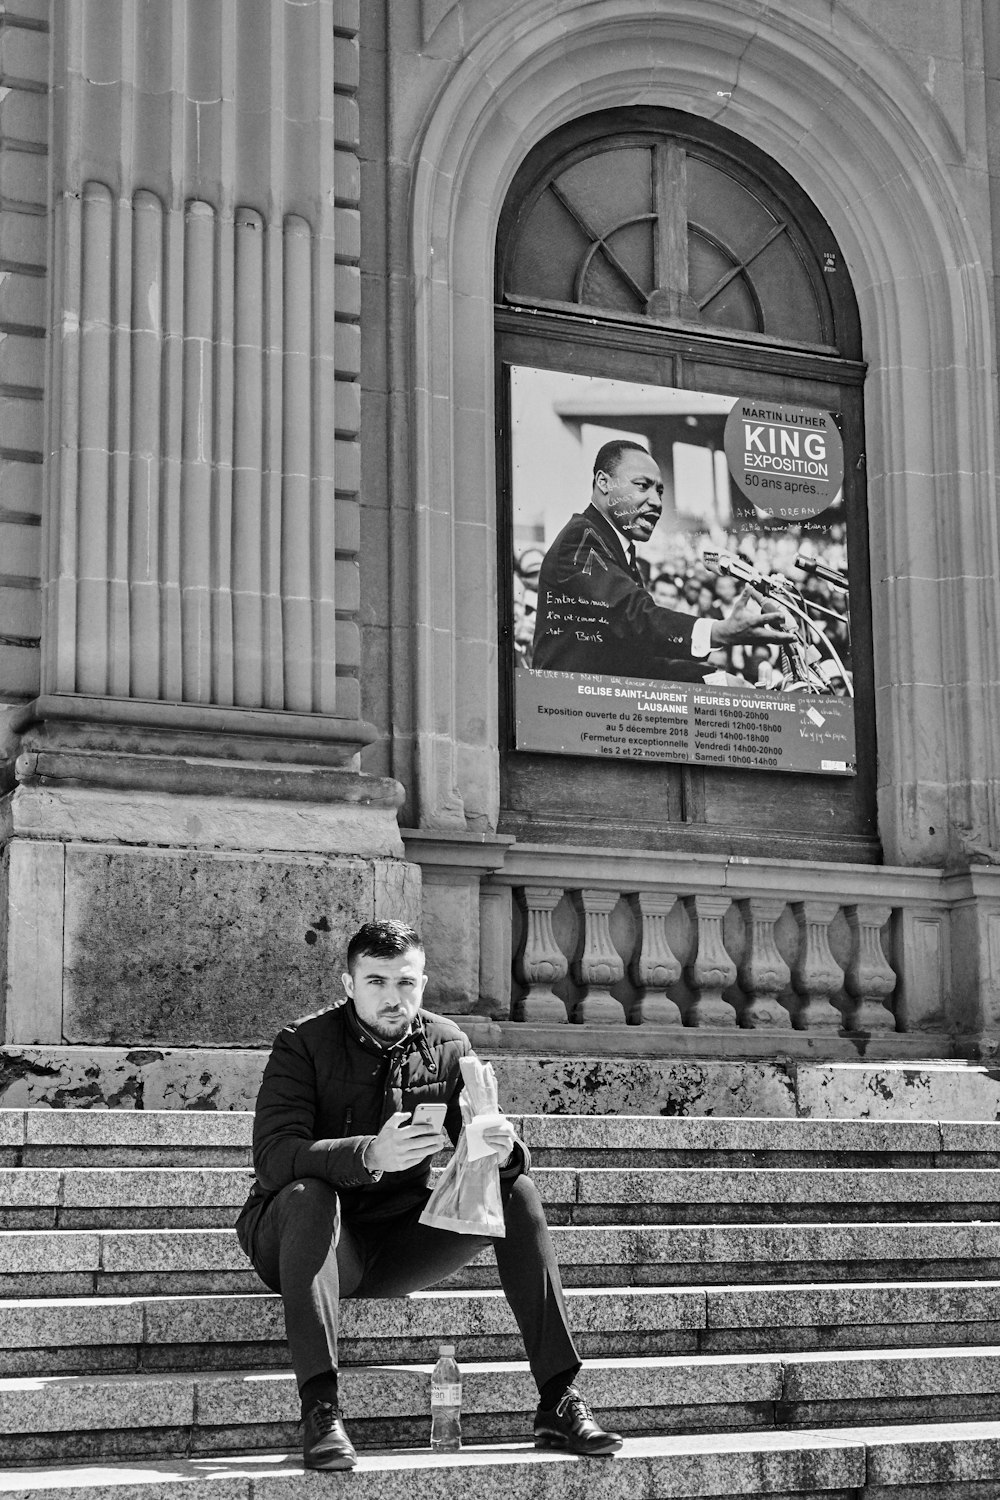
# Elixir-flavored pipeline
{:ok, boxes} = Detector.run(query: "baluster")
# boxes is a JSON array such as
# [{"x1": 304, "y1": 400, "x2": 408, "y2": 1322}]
[
  {"x1": 844, "y1": 903, "x2": 897, "y2": 1032},
  {"x1": 791, "y1": 900, "x2": 845, "y2": 1031},
  {"x1": 513, "y1": 887, "x2": 568, "y2": 1023},
  {"x1": 572, "y1": 889, "x2": 627, "y2": 1024},
  {"x1": 629, "y1": 892, "x2": 683, "y2": 1025},
  {"x1": 682, "y1": 895, "x2": 738, "y2": 1027},
  {"x1": 736, "y1": 898, "x2": 792, "y2": 1028}
]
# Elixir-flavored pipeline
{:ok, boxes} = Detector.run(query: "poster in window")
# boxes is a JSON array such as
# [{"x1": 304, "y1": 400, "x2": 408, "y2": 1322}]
[{"x1": 509, "y1": 365, "x2": 856, "y2": 775}]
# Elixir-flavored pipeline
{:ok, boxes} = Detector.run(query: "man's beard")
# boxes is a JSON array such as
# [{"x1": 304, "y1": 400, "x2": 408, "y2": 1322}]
[{"x1": 364, "y1": 1013, "x2": 412, "y2": 1043}]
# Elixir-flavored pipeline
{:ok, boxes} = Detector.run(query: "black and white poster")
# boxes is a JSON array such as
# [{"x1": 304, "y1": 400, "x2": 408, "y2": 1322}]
[{"x1": 509, "y1": 365, "x2": 856, "y2": 775}]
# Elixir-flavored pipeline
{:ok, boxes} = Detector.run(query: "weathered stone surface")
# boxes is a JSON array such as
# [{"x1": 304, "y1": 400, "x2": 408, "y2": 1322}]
[
  {"x1": 706, "y1": 1282, "x2": 1000, "y2": 1332},
  {"x1": 0, "y1": 1428, "x2": 868, "y2": 1497},
  {"x1": 518, "y1": 1114, "x2": 943, "y2": 1154},
  {"x1": 191, "y1": 1353, "x2": 782, "y2": 1427},
  {"x1": 11, "y1": 1052, "x2": 1000, "y2": 1123},
  {"x1": 0, "y1": 1169, "x2": 59, "y2": 1206},
  {"x1": 0, "y1": 1373, "x2": 195, "y2": 1433},
  {"x1": 0, "y1": 1232, "x2": 99, "y2": 1274},
  {"x1": 782, "y1": 1348, "x2": 1000, "y2": 1400},
  {"x1": 0, "y1": 1049, "x2": 267, "y2": 1112},
  {"x1": 489, "y1": 1058, "x2": 798, "y2": 1118},
  {"x1": 23, "y1": 1113, "x2": 251, "y2": 1149},
  {"x1": 5, "y1": 786, "x2": 405, "y2": 861},
  {"x1": 796, "y1": 1063, "x2": 1000, "y2": 1122},
  {"x1": 420, "y1": 878, "x2": 481, "y2": 1013},
  {"x1": 860, "y1": 1419, "x2": 1000, "y2": 1484},
  {"x1": 939, "y1": 1122, "x2": 1000, "y2": 1154},
  {"x1": 575, "y1": 1167, "x2": 1000, "y2": 1207},
  {"x1": 61, "y1": 848, "x2": 379, "y2": 1046},
  {"x1": 95, "y1": 1231, "x2": 248, "y2": 1275},
  {"x1": 0, "y1": 1298, "x2": 144, "y2": 1349},
  {"x1": 60, "y1": 1168, "x2": 253, "y2": 1209}
]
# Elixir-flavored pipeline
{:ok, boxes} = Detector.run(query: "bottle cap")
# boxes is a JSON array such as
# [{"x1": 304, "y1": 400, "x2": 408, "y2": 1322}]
[{"x1": 438, "y1": 1344, "x2": 455, "y2": 1356}]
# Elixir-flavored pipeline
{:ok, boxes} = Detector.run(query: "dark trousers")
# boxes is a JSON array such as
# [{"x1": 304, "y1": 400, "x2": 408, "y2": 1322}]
[{"x1": 248, "y1": 1173, "x2": 580, "y2": 1393}]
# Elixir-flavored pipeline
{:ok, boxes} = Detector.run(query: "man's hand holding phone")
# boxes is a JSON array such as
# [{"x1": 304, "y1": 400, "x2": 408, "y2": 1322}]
[{"x1": 365, "y1": 1105, "x2": 446, "y2": 1174}]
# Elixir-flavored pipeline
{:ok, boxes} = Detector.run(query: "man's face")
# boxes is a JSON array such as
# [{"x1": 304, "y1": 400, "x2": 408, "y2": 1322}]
[
  {"x1": 594, "y1": 450, "x2": 664, "y2": 542},
  {"x1": 651, "y1": 578, "x2": 679, "y2": 609},
  {"x1": 342, "y1": 947, "x2": 428, "y2": 1041}
]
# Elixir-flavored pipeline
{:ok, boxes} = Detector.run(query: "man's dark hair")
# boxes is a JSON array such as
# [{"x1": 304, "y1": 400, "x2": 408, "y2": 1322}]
[
  {"x1": 593, "y1": 439, "x2": 650, "y2": 481},
  {"x1": 346, "y1": 919, "x2": 424, "y2": 975}
]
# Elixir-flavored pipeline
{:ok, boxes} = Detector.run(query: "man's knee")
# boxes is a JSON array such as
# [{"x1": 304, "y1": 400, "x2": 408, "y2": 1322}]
[
  {"x1": 276, "y1": 1178, "x2": 341, "y2": 1238},
  {"x1": 503, "y1": 1172, "x2": 548, "y2": 1225}
]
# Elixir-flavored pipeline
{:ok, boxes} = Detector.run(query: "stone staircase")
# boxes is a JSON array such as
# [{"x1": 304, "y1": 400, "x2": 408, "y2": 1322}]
[{"x1": 3, "y1": 1108, "x2": 1000, "y2": 1496}]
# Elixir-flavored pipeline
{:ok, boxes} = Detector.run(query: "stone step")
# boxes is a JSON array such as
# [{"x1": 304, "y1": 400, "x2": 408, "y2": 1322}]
[
  {"x1": 8, "y1": 1277, "x2": 1000, "y2": 1379},
  {"x1": 5, "y1": 1109, "x2": 1000, "y2": 1168},
  {"x1": 4, "y1": 1221, "x2": 1000, "y2": 1299},
  {"x1": 6, "y1": 1348, "x2": 1000, "y2": 1464},
  {"x1": 0, "y1": 1422, "x2": 974, "y2": 1500},
  {"x1": 4, "y1": 1164, "x2": 1000, "y2": 1230}
]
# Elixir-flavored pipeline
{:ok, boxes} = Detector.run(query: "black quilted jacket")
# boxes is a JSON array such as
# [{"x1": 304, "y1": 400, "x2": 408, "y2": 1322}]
[{"x1": 235, "y1": 998, "x2": 522, "y2": 1252}]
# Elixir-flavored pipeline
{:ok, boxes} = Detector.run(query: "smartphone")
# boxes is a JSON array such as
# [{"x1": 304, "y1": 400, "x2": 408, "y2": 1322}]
[{"x1": 411, "y1": 1102, "x2": 447, "y2": 1131}]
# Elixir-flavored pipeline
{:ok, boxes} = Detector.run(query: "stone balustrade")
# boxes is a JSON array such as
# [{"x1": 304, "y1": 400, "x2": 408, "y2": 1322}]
[
  {"x1": 394, "y1": 838, "x2": 1000, "y2": 1059},
  {"x1": 509, "y1": 879, "x2": 898, "y2": 1035}
]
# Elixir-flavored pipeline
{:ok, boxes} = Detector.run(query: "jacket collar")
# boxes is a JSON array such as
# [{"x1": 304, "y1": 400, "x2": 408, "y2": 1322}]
[{"x1": 342, "y1": 998, "x2": 438, "y2": 1075}]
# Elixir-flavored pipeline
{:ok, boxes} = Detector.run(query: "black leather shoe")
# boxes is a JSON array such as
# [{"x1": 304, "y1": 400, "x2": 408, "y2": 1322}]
[
  {"x1": 533, "y1": 1385, "x2": 623, "y2": 1455},
  {"x1": 302, "y1": 1401, "x2": 357, "y2": 1470}
]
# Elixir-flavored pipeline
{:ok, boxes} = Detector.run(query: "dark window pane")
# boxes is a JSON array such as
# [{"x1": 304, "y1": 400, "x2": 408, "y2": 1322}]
[
  {"x1": 509, "y1": 189, "x2": 593, "y2": 304},
  {"x1": 556, "y1": 148, "x2": 653, "y2": 238},
  {"x1": 687, "y1": 156, "x2": 777, "y2": 259},
  {"x1": 749, "y1": 235, "x2": 824, "y2": 342}
]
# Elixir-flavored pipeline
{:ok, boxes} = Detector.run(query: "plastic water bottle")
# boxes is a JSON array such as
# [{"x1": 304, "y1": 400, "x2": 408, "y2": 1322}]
[{"x1": 430, "y1": 1344, "x2": 462, "y2": 1451}]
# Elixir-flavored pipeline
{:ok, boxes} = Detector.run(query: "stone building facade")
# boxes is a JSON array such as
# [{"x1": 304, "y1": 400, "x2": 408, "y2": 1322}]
[{"x1": 2, "y1": 0, "x2": 1000, "y2": 1076}]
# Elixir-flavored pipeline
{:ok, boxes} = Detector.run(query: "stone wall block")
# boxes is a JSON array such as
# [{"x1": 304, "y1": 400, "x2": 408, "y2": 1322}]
[
  {"x1": 736, "y1": 897, "x2": 793, "y2": 1030},
  {"x1": 844, "y1": 903, "x2": 897, "y2": 1032},
  {"x1": 513, "y1": 886, "x2": 567, "y2": 1023},
  {"x1": 894, "y1": 905, "x2": 950, "y2": 1031},
  {"x1": 946, "y1": 877, "x2": 1000, "y2": 1047},
  {"x1": 571, "y1": 888, "x2": 627, "y2": 1025},
  {"x1": 628, "y1": 891, "x2": 683, "y2": 1026},
  {"x1": 372, "y1": 858, "x2": 421, "y2": 927},
  {"x1": 59, "y1": 845, "x2": 396, "y2": 1047},
  {"x1": 791, "y1": 900, "x2": 846, "y2": 1032},
  {"x1": 0, "y1": 23, "x2": 48, "y2": 86},
  {"x1": 2, "y1": 839, "x2": 64, "y2": 1045},
  {"x1": 419, "y1": 874, "x2": 481, "y2": 1013},
  {"x1": 479, "y1": 882, "x2": 512, "y2": 1019},
  {"x1": 682, "y1": 895, "x2": 738, "y2": 1027}
]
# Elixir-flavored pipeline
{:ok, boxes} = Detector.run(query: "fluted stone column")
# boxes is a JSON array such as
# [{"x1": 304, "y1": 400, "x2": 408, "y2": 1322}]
[{"x1": 38, "y1": 0, "x2": 368, "y2": 753}]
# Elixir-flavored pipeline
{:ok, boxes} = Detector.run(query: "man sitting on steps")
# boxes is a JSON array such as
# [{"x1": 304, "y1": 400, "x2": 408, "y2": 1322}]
[{"x1": 235, "y1": 918, "x2": 623, "y2": 1470}]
